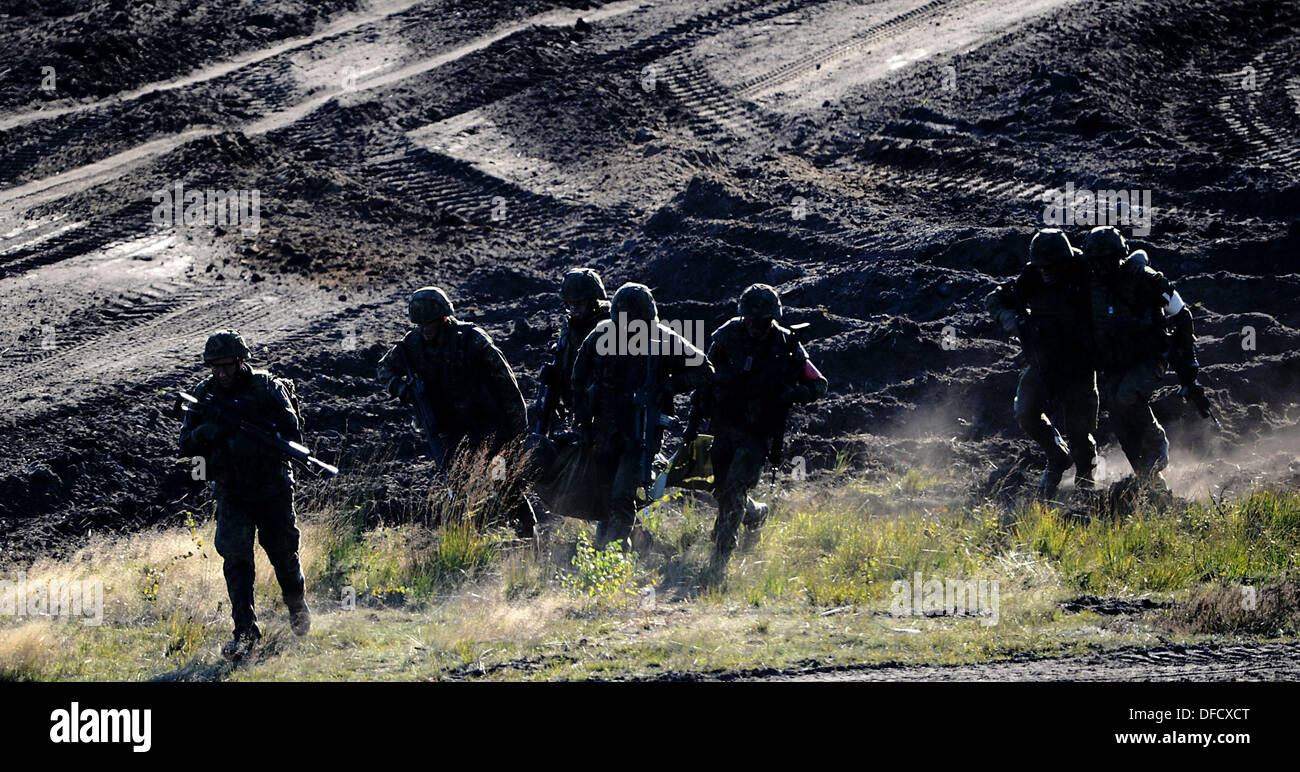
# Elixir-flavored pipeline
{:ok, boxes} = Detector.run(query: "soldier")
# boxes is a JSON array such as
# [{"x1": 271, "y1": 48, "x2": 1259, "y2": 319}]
[
  {"x1": 702, "y1": 284, "x2": 827, "y2": 578},
  {"x1": 571, "y1": 282, "x2": 713, "y2": 549},
  {"x1": 533, "y1": 268, "x2": 611, "y2": 435},
  {"x1": 178, "y1": 331, "x2": 310, "y2": 661},
  {"x1": 986, "y1": 229, "x2": 1099, "y2": 498},
  {"x1": 377, "y1": 286, "x2": 535, "y2": 536},
  {"x1": 1080, "y1": 226, "x2": 1205, "y2": 485}
]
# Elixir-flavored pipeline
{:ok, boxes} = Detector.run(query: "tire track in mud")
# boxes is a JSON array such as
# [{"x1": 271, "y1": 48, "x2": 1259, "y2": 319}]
[
  {"x1": 0, "y1": 281, "x2": 361, "y2": 425},
  {"x1": 0, "y1": 0, "x2": 828, "y2": 432},
  {"x1": 0, "y1": 202, "x2": 161, "y2": 277},
  {"x1": 652, "y1": 0, "x2": 1055, "y2": 210},
  {"x1": 1214, "y1": 46, "x2": 1300, "y2": 175},
  {"x1": 0, "y1": 0, "x2": 433, "y2": 133},
  {"x1": 655, "y1": 0, "x2": 969, "y2": 139},
  {"x1": 360, "y1": 145, "x2": 637, "y2": 241}
]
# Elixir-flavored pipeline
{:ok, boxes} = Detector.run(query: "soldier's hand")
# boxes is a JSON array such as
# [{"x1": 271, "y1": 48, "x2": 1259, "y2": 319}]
[
  {"x1": 191, "y1": 422, "x2": 222, "y2": 445},
  {"x1": 227, "y1": 432, "x2": 260, "y2": 457},
  {"x1": 395, "y1": 379, "x2": 415, "y2": 405},
  {"x1": 778, "y1": 387, "x2": 800, "y2": 406},
  {"x1": 998, "y1": 310, "x2": 1018, "y2": 334}
]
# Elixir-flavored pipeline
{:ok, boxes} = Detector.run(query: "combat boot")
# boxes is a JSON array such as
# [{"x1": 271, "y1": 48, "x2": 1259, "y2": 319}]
[
  {"x1": 702, "y1": 546, "x2": 730, "y2": 588},
  {"x1": 221, "y1": 627, "x2": 261, "y2": 662},
  {"x1": 1037, "y1": 442, "x2": 1072, "y2": 500},
  {"x1": 740, "y1": 500, "x2": 769, "y2": 552},
  {"x1": 285, "y1": 594, "x2": 311, "y2": 636}
]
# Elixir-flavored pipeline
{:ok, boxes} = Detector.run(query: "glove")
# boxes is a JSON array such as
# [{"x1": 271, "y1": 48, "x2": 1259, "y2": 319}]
[
  {"x1": 394, "y1": 379, "x2": 415, "y2": 405},
  {"x1": 998, "y1": 309, "x2": 1018, "y2": 334},
  {"x1": 227, "y1": 432, "x2": 260, "y2": 457},
  {"x1": 191, "y1": 422, "x2": 222, "y2": 446},
  {"x1": 778, "y1": 386, "x2": 800, "y2": 407},
  {"x1": 538, "y1": 362, "x2": 558, "y2": 387}
]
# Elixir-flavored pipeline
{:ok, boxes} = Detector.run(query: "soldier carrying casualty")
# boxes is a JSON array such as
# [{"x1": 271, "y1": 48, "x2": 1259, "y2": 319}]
[
  {"x1": 986, "y1": 228, "x2": 1098, "y2": 499},
  {"x1": 571, "y1": 282, "x2": 713, "y2": 550},
  {"x1": 532, "y1": 268, "x2": 611, "y2": 436},
  {"x1": 698, "y1": 284, "x2": 827, "y2": 580},
  {"x1": 177, "y1": 331, "x2": 312, "y2": 662},
  {"x1": 377, "y1": 286, "x2": 536, "y2": 537},
  {"x1": 1080, "y1": 226, "x2": 1211, "y2": 488}
]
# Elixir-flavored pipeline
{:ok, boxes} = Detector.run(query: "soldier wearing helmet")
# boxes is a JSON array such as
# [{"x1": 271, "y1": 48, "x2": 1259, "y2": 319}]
[
  {"x1": 178, "y1": 330, "x2": 311, "y2": 660},
  {"x1": 986, "y1": 229, "x2": 1098, "y2": 499},
  {"x1": 533, "y1": 268, "x2": 611, "y2": 435},
  {"x1": 698, "y1": 284, "x2": 827, "y2": 580},
  {"x1": 570, "y1": 282, "x2": 713, "y2": 549},
  {"x1": 1080, "y1": 225, "x2": 1204, "y2": 484},
  {"x1": 377, "y1": 286, "x2": 534, "y2": 535}
]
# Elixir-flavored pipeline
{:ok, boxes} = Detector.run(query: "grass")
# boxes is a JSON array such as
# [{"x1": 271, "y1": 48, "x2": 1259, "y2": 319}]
[{"x1": 3, "y1": 464, "x2": 1299, "y2": 681}]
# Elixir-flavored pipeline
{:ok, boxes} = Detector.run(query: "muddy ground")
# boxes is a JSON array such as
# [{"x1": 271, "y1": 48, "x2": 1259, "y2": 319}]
[{"x1": 1, "y1": 0, "x2": 1298, "y2": 676}]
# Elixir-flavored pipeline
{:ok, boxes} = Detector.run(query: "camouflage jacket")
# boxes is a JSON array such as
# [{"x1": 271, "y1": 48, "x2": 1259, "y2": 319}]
[
  {"x1": 377, "y1": 319, "x2": 527, "y2": 442},
  {"x1": 178, "y1": 368, "x2": 299, "y2": 501},
  {"x1": 986, "y1": 263, "x2": 1093, "y2": 376},
  {"x1": 546, "y1": 300, "x2": 611, "y2": 415},
  {"x1": 570, "y1": 318, "x2": 712, "y2": 443},
  {"x1": 1082, "y1": 254, "x2": 1186, "y2": 373},
  {"x1": 706, "y1": 318, "x2": 828, "y2": 432}
]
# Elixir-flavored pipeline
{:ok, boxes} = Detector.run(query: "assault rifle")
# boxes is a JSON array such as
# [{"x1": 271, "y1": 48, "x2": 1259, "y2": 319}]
[
  {"x1": 530, "y1": 362, "x2": 561, "y2": 436},
  {"x1": 1011, "y1": 312, "x2": 1045, "y2": 370},
  {"x1": 636, "y1": 332, "x2": 673, "y2": 519},
  {"x1": 177, "y1": 391, "x2": 338, "y2": 476},
  {"x1": 393, "y1": 345, "x2": 449, "y2": 470}
]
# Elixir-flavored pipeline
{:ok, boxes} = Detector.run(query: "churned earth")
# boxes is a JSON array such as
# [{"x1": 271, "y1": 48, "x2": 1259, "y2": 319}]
[{"x1": 0, "y1": 0, "x2": 1297, "y2": 679}]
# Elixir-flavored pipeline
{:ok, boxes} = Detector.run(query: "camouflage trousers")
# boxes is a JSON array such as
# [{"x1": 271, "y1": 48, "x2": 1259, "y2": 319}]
[
  {"x1": 1014, "y1": 365, "x2": 1098, "y2": 482},
  {"x1": 709, "y1": 427, "x2": 769, "y2": 557},
  {"x1": 214, "y1": 490, "x2": 304, "y2": 638},
  {"x1": 1103, "y1": 359, "x2": 1169, "y2": 475},
  {"x1": 595, "y1": 444, "x2": 644, "y2": 550}
]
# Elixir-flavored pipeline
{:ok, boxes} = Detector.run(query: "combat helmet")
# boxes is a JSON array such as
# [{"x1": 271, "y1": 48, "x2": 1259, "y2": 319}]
[
  {"x1": 738, "y1": 283, "x2": 782, "y2": 321},
  {"x1": 560, "y1": 268, "x2": 607, "y2": 302},
  {"x1": 409, "y1": 286, "x2": 454, "y2": 324},
  {"x1": 610, "y1": 282, "x2": 657, "y2": 322},
  {"x1": 203, "y1": 330, "x2": 251, "y2": 362},
  {"x1": 1028, "y1": 228, "x2": 1081, "y2": 266},
  {"x1": 1082, "y1": 226, "x2": 1129, "y2": 262}
]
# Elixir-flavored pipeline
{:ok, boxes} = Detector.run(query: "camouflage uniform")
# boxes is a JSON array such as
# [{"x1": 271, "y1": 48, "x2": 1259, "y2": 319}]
[
  {"x1": 178, "y1": 332, "x2": 307, "y2": 647},
  {"x1": 1081, "y1": 227, "x2": 1201, "y2": 478},
  {"x1": 986, "y1": 229, "x2": 1098, "y2": 494},
  {"x1": 377, "y1": 323, "x2": 528, "y2": 452},
  {"x1": 377, "y1": 287, "x2": 533, "y2": 534},
  {"x1": 536, "y1": 269, "x2": 611, "y2": 435},
  {"x1": 705, "y1": 285, "x2": 827, "y2": 562},
  {"x1": 571, "y1": 283, "x2": 713, "y2": 549}
]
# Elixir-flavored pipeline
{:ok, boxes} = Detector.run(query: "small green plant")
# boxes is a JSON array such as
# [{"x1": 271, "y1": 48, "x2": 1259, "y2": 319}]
[
  {"x1": 559, "y1": 532, "x2": 642, "y2": 603},
  {"x1": 163, "y1": 612, "x2": 208, "y2": 658},
  {"x1": 140, "y1": 511, "x2": 205, "y2": 602}
]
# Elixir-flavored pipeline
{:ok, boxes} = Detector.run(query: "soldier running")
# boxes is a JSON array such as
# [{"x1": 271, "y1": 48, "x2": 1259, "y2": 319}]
[
  {"x1": 1080, "y1": 226, "x2": 1207, "y2": 487},
  {"x1": 700, "y1": 284, "x2": 826, "y2": 580},
  {"x1": 571, "y1": 282, "x2": 712, "y2": 550},
  {"x1": 178, "y1": 331, "x2": 311, "y2": 661},
  {"x1": 986, "y1": 229, "x2": 1099, "y2": 498},
  {"x1": 533, "y1": 268, "x2": 611, "y2": 436},
  {"x1": 377, "y1": 286, "x2": 536, "y2": 536}
]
